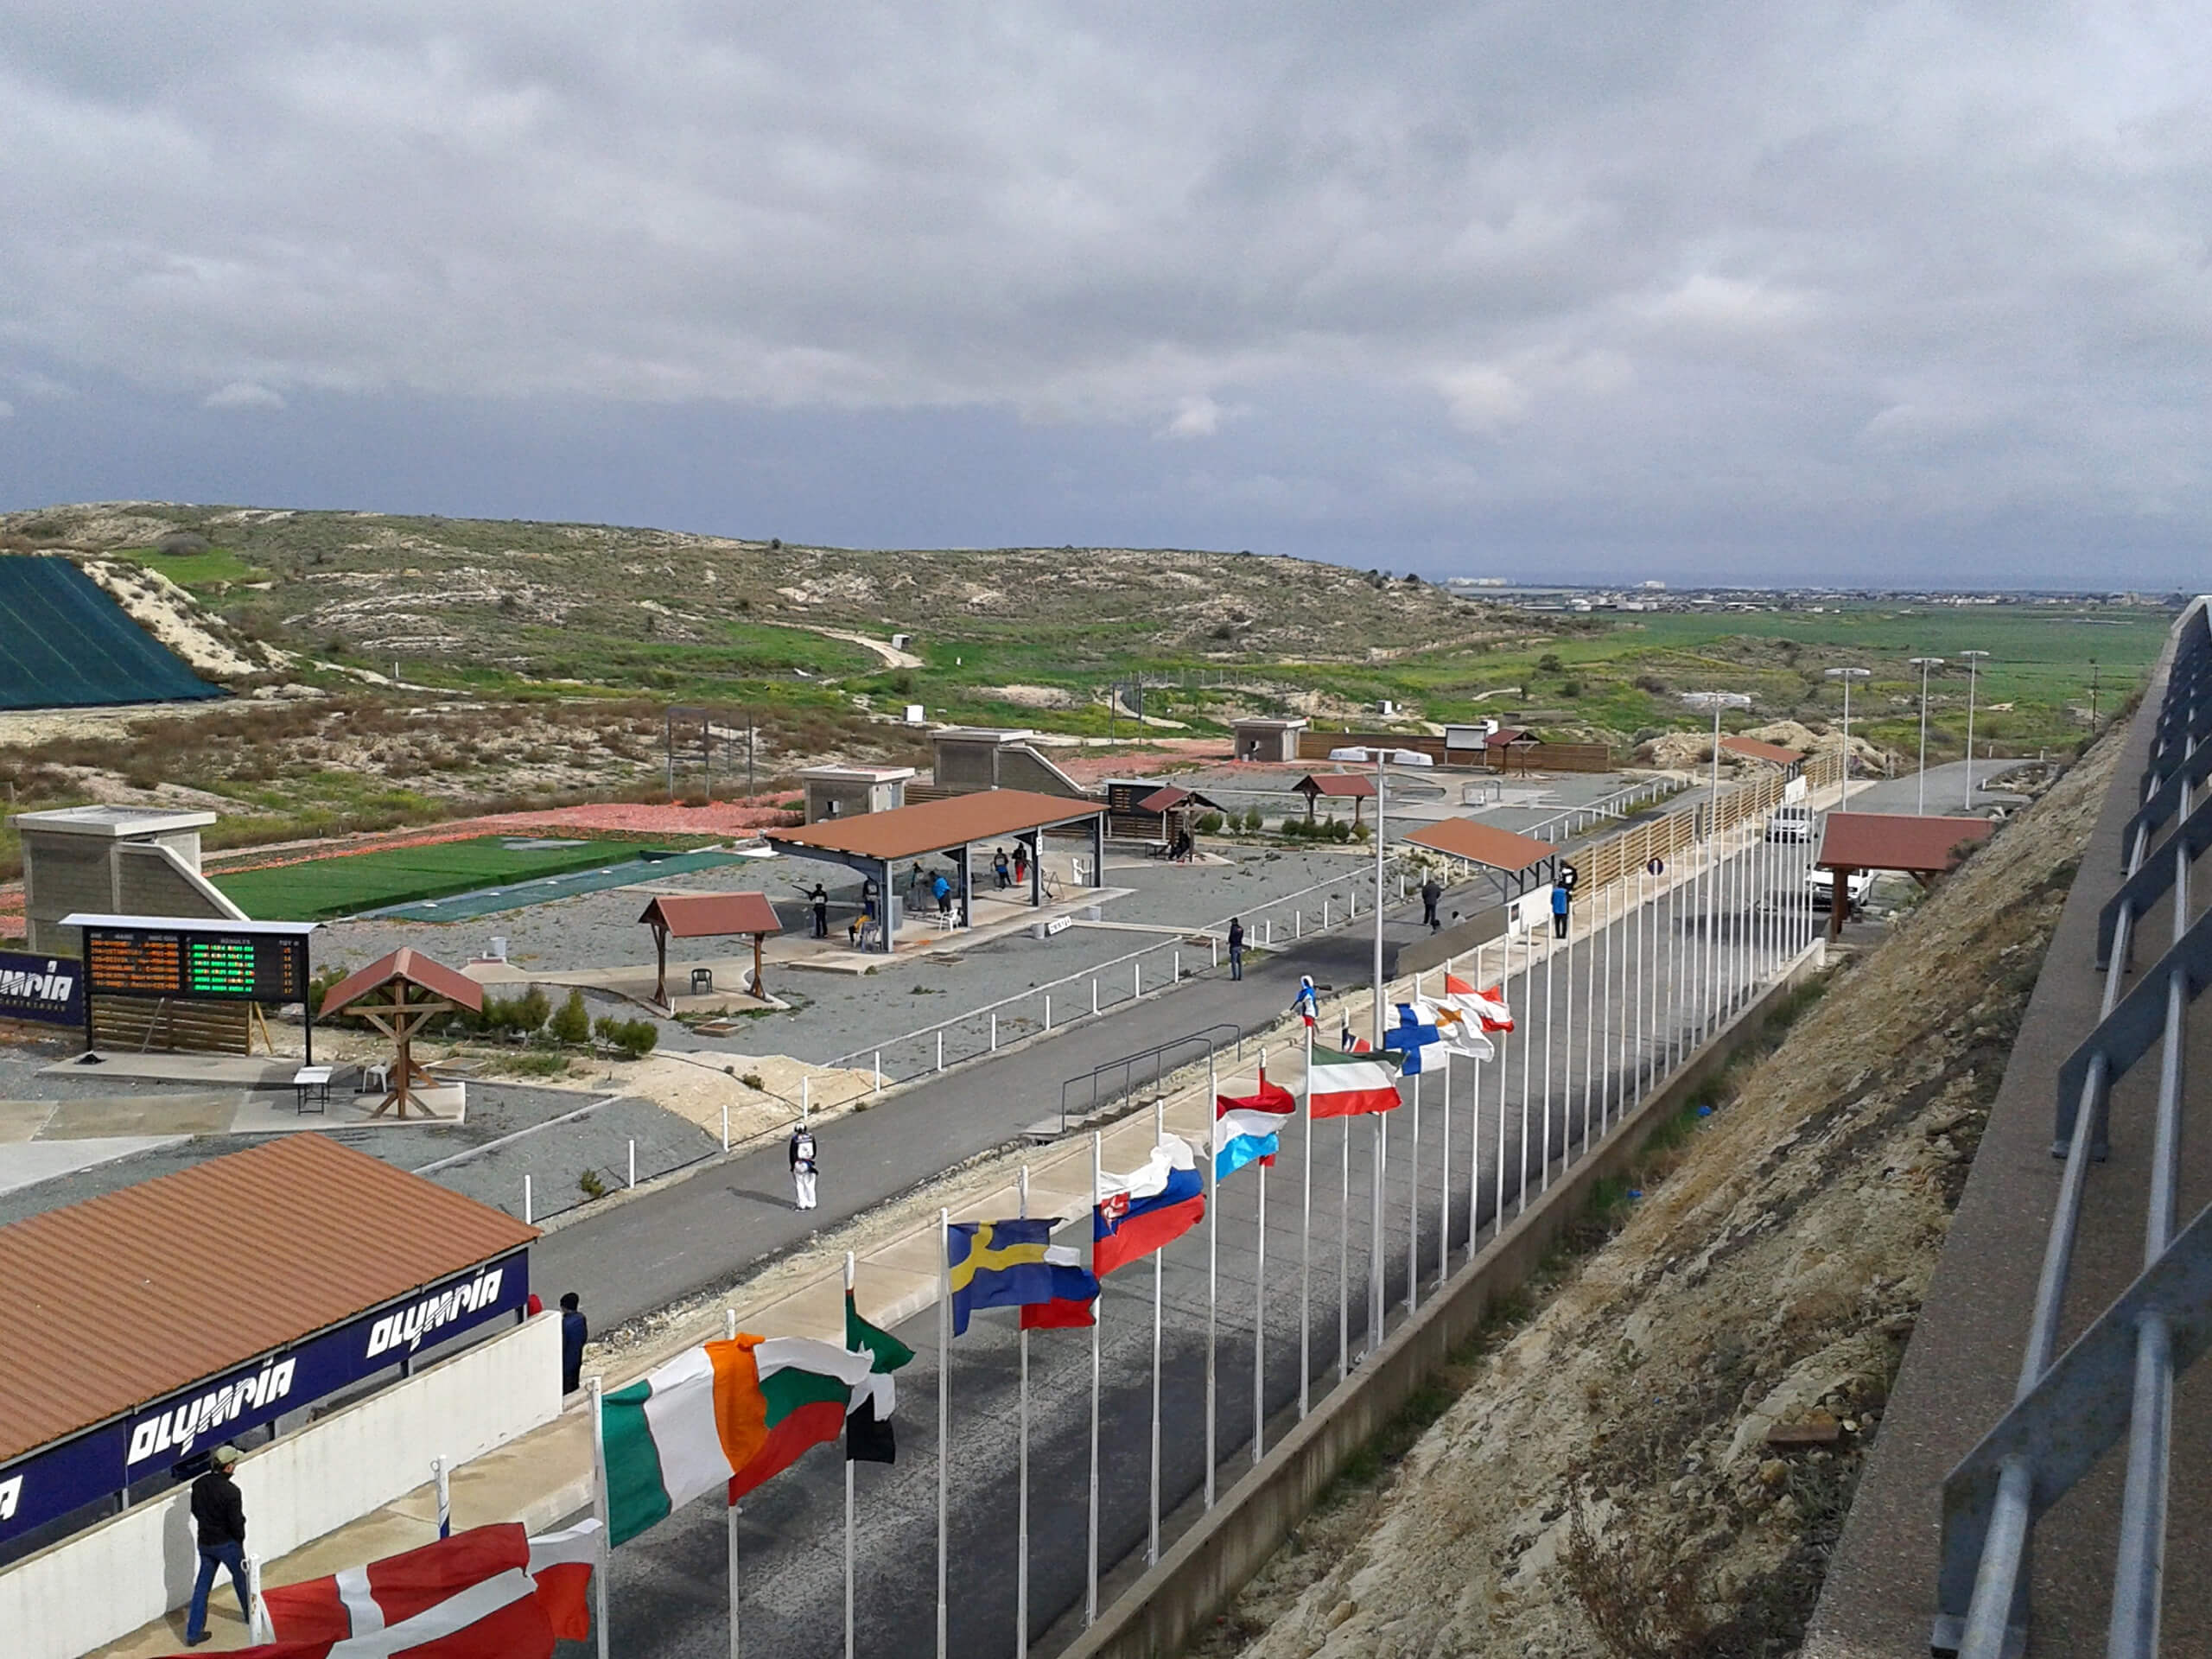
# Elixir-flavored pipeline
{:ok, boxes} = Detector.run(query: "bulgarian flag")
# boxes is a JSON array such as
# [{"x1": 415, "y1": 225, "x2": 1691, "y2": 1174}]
[
  {"x1": 166, "y1": 1522, "x2": 600, "y2": 1657},
  {"x1": 1443, "y1": 973, "x2": 1514, "y2": 1033},
  {"x1": 1306, "y1": 1044, "x2": 1402, "y2": 1118},
  {"x1": 602, "y1": 1335, "x2": 876, "y2": 1544}
]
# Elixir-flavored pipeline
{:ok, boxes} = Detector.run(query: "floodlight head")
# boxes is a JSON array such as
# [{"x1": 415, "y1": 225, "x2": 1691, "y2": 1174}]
[
  {"x1": 1680, "y1": 690, "x2": 1752, "y2": 709},
  {"x1": 1960, "y1": 650, "x2": 1990, "y2": 663},
  {"x1": 1910, "y1": 656, "x2": 1945, "y2": 669},
  {"x1": 1327, "y1": 746, "x2": 1371, "y2": 764},
  {"x1": 1824, "y1": 667, "x2": 1872, "y2": 681},
  {"x1": 1389, "y1": 749, "x2": 1434, "y2": 767}
]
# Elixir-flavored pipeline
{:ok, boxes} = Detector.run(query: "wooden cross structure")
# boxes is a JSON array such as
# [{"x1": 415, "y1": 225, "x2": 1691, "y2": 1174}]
[{"x1": 315, "y1": 947, "x2": 486, "y2": 1119}]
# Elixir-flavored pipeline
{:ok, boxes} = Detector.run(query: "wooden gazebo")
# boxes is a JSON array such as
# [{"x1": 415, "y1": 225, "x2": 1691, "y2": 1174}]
[
  {"x1": 316, "y1": 947, "x2": 484, "y2": 1119},
  {"x1": 637, "y1": 892, "x2": 784, "y2": 1006}
]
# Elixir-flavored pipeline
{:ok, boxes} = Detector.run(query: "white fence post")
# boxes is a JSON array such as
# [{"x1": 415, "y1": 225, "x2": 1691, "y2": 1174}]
[
  {"x1": 524, "y1": 1174, "x2": 532, "y2": 1224},
  {"x1": 721, "y1": 1102, "x2": 730, "y2": 1151},
  {"x1": 1044, "y1": 995, "x2": 1052, "y2": 1032},
  {"x1": 991, "y1": 1013, "x2": 999, "y2": 1052},
  {"x1": 937, "y1": 1031, "x2": 944, "y2": 1071},
  {"x1": 1134, "y1": 962, "x2": 1141, "y2": 999},
  {"x1": 1092, "y1": 978, "x2": 1101, "y2": 1015},
  {"x1": 874, "y1": 1052, "x2": 882, "y2": 1096},
  {"x1": 627, "y1": 1140, "x2": 636, "y2": 1189}
]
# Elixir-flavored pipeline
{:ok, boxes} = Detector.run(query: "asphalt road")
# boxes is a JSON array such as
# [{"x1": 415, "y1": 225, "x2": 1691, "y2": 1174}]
[{"x1": 550, "y1": 827, "x2": 1824, "y2": 1659}]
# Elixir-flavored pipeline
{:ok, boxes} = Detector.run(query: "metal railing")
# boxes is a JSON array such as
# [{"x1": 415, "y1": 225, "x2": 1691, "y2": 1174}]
[
  {"x1": 1056, "y1": 1024, "x2": 1243, "y2": 1134},
  {"x1": 1523, "y1": 772, "x2": 1688, "y2": 841},
  {"x1": 1935, "y1": 596, "x2": 2210, "y2": 1658}
]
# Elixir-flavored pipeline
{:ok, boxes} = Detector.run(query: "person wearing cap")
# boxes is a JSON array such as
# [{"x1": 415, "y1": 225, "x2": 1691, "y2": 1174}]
[{"x1": 183, "y1": 1445, "x2": 251, "y2": 1645}]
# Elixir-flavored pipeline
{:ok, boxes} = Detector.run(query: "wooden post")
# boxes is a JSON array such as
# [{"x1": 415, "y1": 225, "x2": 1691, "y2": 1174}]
[
  {"x1": 652, "y1": 919, "x2": 671, "y2": 1007},
  {"x1": 752, "y1": 931, "x2": 766, "y2": 1001}
]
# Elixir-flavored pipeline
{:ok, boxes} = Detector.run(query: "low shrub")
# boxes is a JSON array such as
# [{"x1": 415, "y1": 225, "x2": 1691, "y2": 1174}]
[
  {"x1": 549, "y1": 988, "x2": 591, "y2": 1046},
  {"x1": 594, "y1": 1014, "x2": 660, "y2": 1059}
]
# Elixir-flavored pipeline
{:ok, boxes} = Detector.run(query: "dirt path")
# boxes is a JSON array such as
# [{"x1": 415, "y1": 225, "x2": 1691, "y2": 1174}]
[{"x1": 771, "y1": 622, "x2": 921, "y2": 669}]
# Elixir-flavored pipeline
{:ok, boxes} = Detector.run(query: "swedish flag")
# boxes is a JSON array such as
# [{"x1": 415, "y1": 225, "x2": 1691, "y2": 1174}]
[{"x1": 947, "y1": 1217, "x2": 1059, "y2": 1336}]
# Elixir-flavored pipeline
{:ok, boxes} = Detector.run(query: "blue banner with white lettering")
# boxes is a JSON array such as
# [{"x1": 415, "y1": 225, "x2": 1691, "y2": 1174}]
[
  {"x1": 0, "y1": 1248, "x2": 528, "y2": 1549},
  {"x1": 0, "y1": 950, "x2": 83, "y2": 1027}
]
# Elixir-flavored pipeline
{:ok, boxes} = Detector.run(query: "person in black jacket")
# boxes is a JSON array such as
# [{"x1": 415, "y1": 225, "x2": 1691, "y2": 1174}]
[
  {"x1": 184, "y1": 1445, "x2": 251, "y2": 1645},
  {"x1": 560, "y1": 1293, "x2": 588, "y2": 1395},
  {"x1": 1227, "y1": 917, "x2": 1246, "y2": 981}
]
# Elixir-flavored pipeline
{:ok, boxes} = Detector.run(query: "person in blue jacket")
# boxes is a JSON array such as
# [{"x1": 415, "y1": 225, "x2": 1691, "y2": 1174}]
[{"x1": 1551, "y1": 881, "x2": 1572, "y2": 939}]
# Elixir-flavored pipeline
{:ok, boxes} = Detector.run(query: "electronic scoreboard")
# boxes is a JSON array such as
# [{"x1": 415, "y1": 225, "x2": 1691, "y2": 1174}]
[{"x1": 81, "y1": 924, "x2": 309, "y2": 1004}]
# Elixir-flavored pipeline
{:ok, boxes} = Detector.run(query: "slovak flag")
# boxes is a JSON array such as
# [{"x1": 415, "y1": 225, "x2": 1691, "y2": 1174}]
[
  {"x1": 1214, "y1": 1071, "x2": 1298, "y2": 1179},
  {"x1": 1093, "y1": 1135, "x2": 1206, "y2": 1275},
  {"x1": 185, "y1": 1521, "x2": 600, "y2": 1657},
  {"x1": 1382, "y1": 1001, "x2": 1444, "y2": 1074},
  {"x1": 1444, "y1": 974, "x2": 1514, "y2": 1033}
]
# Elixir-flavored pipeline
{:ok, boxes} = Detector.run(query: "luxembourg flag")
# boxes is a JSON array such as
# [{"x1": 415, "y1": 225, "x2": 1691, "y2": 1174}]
[
  {"x1": 1444, "y1": 973, "x2": 1514, "y2": 1033},
  {"x1": 1094, "y1": 1135, "x2": 1206, "y2": 1274},
  {"x1": 1307, "y1": 1045, "x2": 1402, "y2": 1118},
  {"x1": 1382, "y1": 1001, "x2": 1445, "y2": 1074},
  {"x1": 1213, "y1": 1071, "x2": 1298, "y2": 1179}
]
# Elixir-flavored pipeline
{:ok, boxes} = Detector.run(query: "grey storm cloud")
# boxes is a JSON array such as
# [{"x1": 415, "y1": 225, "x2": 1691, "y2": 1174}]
[{"x1": 2, "y1": 1, "x2": 2209, "y2": 581}]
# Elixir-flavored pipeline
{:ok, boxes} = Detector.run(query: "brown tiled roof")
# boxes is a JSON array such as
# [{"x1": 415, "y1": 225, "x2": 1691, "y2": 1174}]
[
  {"x1": 1484, "y1": 728, "x2": 1536, "y2": 747},
  {"x1": 319, "y1": 946, "x2": 486, "y2": 1017},
  {"x1": 1134, "y1": 785, "x2": 1224, "y2": 814},
  {"x1": 1294, "y1": 772, "x2": 1377, "y2": 798},
  {"x1": 1817, "y1": 811, "x2": 1994, "y2": 874},
  {"x1": 763, "y1": 788, "x2": 1104, "y2": 862},
  {"x1": 1403, "y1": 817, "x2": 1557, "y2": 873},
  {"x1": 0, "y1": 1135, "x2": 536, "y2": 1460},
  {"x1": 638, "y1": 892, "x2": 784, "y2": 938},
  {"x1": 1720, "y1": 734, "x2": 1803, "y2": 766}
]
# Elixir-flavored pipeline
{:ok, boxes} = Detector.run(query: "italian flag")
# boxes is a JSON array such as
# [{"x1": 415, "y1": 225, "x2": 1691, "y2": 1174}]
[
  {"x1": 602, "y1": 1335, "x2": 875, "y2": 1544},
  {"x1": 1306, "y1": 1045, "x2": 1403, "y2": 1118}
]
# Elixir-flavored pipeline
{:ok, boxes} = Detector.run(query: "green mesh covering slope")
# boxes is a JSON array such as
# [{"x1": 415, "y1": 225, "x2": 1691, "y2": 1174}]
[{"x1": 0, "y1": 556, "x2": 224, "y2": 709}]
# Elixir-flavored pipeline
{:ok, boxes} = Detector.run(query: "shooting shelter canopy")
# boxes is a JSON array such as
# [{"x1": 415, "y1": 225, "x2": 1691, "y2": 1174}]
[
  {"x1": 1817, "y1": 812, "x2": 1993, "y2": 874},
  {"x1": 762, "y1": 788, "x2": 1109, "y2": 950},
  {"x1": 1403, "y1": 817, "x2": 1556, "y2": 873},
  {"x1": 1720, "y1": 734, "x2": 1804, "y2": 768},
  {"x1": 1135, "y1": 785, "x2": 1224, "y2": 815},
  {"x1": 318, "y1": 947, "x2": 482, "y2": 1118},
  {"x1": 637, "y1": 891, "x2": 783, "y2": 1004}
]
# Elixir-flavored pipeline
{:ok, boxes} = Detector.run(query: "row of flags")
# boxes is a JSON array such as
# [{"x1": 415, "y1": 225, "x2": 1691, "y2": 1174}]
[{"x1": 177, "y1": 971, "x2": 1515, "y2": 1655}]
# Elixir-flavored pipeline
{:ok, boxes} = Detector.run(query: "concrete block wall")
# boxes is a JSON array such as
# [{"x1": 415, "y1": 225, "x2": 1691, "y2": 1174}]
[{"x1": 0, "y1": 1313, "x2": 562, "y2": 1659}]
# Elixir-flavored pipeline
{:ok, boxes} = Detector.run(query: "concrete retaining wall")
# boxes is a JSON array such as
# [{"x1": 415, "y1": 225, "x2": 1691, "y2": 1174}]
[
  {"x1": 1061, "y1": 946, "x2": 1827, "y2": 1659},
  {"x1": 0, "y1": 1313, "x2": 561, "y2": 1659}
]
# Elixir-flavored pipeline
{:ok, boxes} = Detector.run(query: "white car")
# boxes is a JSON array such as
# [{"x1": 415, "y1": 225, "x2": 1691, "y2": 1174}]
[
  {"x1": 1806, "y1": 868, "x2": 1874, "y2": 911},
  {"x1": 1766, "y1": 804, "x2": 1815, "y2": 843}
]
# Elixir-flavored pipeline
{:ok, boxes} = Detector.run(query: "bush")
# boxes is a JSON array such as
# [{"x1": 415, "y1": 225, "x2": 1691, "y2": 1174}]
[
  {"x1": 1560, "y1": 679, "x2": 1583, "y2": 699},
  {"x1": 1351, "y1": 822, "x2": 1371, "y2": 842},
  {"x1": 1243, "y1": 806, "x2": 1266, "y2": 833},
  {"x1": 1537, "y1": 653, "x2": 1564, "y2": 673},
  {"x1": 1327, "y1": 818, "x2": 1353, "y2": 842},
  {"x1": 1194, "y1": 810, "x2": 1225, "y2": 835},
  {"x1": 550, "y1": 988, "x2": 591, "y2": 1046},
  {"x1": 594, "y1": 1014, "x2": 659, "y2": 1059}
]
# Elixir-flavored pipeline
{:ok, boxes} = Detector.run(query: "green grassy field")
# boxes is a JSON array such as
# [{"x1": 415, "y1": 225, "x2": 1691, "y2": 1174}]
[{"x1": 212, "y1": 836, "x2": 662, "y2": 921}]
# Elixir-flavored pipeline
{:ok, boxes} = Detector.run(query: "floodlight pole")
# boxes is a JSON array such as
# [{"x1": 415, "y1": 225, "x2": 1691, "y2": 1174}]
[
  {"x1": 1825, "y1": 667, "x2": 1870, "y2": 803},
  {"x1": 1909, "y1": 658, "x2": 1944, "y2": 815},
  {"x1": 1681, "y1": 691, "x2": 1750, "y2": 1041},
  {"x1": 1959, "y1": 650, "x2": 1988, "y2": 810}
]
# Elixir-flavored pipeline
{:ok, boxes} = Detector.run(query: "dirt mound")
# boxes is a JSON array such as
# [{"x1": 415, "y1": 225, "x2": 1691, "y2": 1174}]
[
  {"x1": 1638, "y1": 721, "x2": 1893, "y2": 773},
  {"x1": 1211, "y1": 727, "x2": 2118, "y2": 1659}
]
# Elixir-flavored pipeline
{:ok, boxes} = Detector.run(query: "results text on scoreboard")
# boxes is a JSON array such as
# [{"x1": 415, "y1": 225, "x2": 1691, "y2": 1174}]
[{"x1": 86, "y1": 929, "x2": 305, "y2": 1002}]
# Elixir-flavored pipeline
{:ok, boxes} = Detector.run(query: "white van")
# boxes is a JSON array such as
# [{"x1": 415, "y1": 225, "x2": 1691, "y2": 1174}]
[
  {"x1": 1806, "y1": 868, "x2": 1873, "y2": 911},
  {"x1": 1766, "y1": 804, "x2": 1815, "y2": 843}
]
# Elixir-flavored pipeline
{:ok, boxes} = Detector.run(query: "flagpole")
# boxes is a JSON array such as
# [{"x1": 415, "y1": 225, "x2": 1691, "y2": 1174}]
[
  {"x1": 1338, "y1": 1090, "x2": 1351, "y2": 1385},
  {"x1": 1541, "y1": 904, "x2": 1554, "y2": 1195},
  {"x1": 1517, "y1": 918, "x2": 1532, "y2": 1214},
  {"x1": 844, "y1": 1254, "x2": 856, "y2": 1659},
  {"x1": 1017, "y1": 1166, "x2": 1030, "y2": 1659},
  {"x1": 1300, "y1": 1021, "x2": 1313, "y2": 1420},
  {"x1": 1253, "y1": 1152, "x2": 1266, "y2": 1466},
  {"x1": 1368, "y1": 1109, "x2": 1386, "y2": 1360},
  {"x1": 1581, "y1": 881, "x2": 1595, "y2": 1152},
  {"x1": 937, "y1": 1206, "x2": 950, "y2": 1659},
  {"x1": 1406, "y1": 1061, "x2": 1420, "y2": 1316},
  {"x1": 1602, "y1": 876, "x2": 1615, "y2": 1136},
  {"x1": 1437, "y1": 1041, "x2": 1451, "y2": 1287},
  {"x1": 1204, "y1": 1058, "x2": 1217, "y2": 1507},
  {"x1": 1086, "y1": 1132, "x2": 1103, "y2": 1625},
  {"x1": 1151, "y1": 1096, "x2": 1165, "y2": 1563},
  {"x1": 717, "y1": 1320, "x2": 740, "y2": 1656},
  {"x1": 588, "y1": 1375, "x2": 611, "y2": 1659}
]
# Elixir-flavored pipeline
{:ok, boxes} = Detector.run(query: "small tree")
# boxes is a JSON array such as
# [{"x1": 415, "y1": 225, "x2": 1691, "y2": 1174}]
[
  {"x1": 550, "y1": 989, "x2": 591, "y2": 1046},
  {"x1": 1243, "y1": 806, "x2": 1266, "y2": 833}
]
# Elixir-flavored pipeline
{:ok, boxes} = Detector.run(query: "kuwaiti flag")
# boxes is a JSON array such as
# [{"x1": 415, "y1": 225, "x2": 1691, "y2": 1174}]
[
  {"x1": 1214, "y1": 1071, "x2": 1298, "y2": 1179},
  {"x1": 1444, "y1": 974, "x2": 1515, "y2": 1033},
  {"x1": 601, "y1": 1335, "x2": 875, "y2": 1543},
  {"x1": 844, "y1": 1291, "x2": 914, "y2": 1465},
  {"x1": 197, "y1": 1521, "x2": 601, "y2": 1657},
  {"x1": 1382, "y1": 1001, "x2": 1445, "y2": 1074},
  {"x1": 1093, "y1": 1135, "x2": 1205, "y2": 1274},
  {"x1": 1307, "y1": 1045, "x2": 1403, "y2": 1118}
]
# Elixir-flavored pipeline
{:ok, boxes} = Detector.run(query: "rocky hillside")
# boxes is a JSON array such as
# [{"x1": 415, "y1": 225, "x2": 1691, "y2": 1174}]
[
  {"x1": 1205, "y1": 729, "x2": 2115, "y2": 1658},
  {"x1": 0, "y1": 503, "x2": 1529, "y2": 672}
]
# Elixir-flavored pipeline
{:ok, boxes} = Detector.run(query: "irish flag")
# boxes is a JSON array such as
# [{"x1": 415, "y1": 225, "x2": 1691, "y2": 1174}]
[
  {"x1": 1306, "y1": 1045, "x2": 1402, "y2": 1118},
  {"x1": 602, "y1": 1335, "x2": 875, "y2": 1544}
]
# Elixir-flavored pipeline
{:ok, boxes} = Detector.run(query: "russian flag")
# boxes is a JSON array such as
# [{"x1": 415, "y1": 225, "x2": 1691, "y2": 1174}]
[
  {"x1": 1093, "y1": 1135, "x2": 1206, "y2": 1275},
  {"x1": 1444, "y1": 973, "x2": 1514, "y2": 1033},
  {"x1": 1019, "y1": 1243, "x2": 1103, "y2": 1329},
  {"x1": 1214, "y1": 1071, "x2": 1297, "y2": 1180}
]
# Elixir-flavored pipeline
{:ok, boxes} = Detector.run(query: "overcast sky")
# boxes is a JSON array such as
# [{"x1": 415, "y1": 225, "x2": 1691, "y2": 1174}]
[{"x1": 3, "y1": 3, "x2": 2207, "y2": 585}]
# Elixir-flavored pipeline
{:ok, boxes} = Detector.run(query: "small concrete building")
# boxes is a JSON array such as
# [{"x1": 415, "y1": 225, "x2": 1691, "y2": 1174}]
[
  {"x1": 11, "y1": 806, "x2": 247, "y2": 955},
  {"x1": 1231, "y1": 716, "x2": 1307, "y2": 763},
  {"x1": 928, "y1": 728, "x2": 1086, "y2": 797},
  {"x1": 800, "y1": 765, "x2": 915, "y2": 825}
]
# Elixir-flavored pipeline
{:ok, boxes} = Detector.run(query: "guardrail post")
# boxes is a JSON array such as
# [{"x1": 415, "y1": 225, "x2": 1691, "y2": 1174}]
[
  {"x1": 1265, "y1": 918, "x2": 1273, "y2": 945},
  {"x1": 990, "y1": 1013, "x2": 998, "y2": 1052},
  {"x1": 936, "y1": 1032, "x2": 944, "y2": 1072},
  {"x1": 721, "y1": 1102, "x2": 730, "y2": 1149},
  {"x1": 1044, "y1": 995, "x2": 1052, "y2": 1032},
  {"x1": 1211, "y1": 937, "x2": 1219, "y2": 967},
  {"x1": 1175, "y1": 950, "x2": 1182, "y2": 981},
  {"x1": 1092, "y1": 977, "x2": 1100, "y2": 1015},
  {"x1": 627, "y1": 1140, "x2": 636, "y2": 1189},
  {"x1": 524, "y1": 1174, "x2": 532, "y2": 1224},
  {"x1": 1134, "y1": 962, "x2": 1141, "y2": 999},
  {"x1": 1325, "y1": 898, "x2": 1332, "y2": 927},
  {"x1": 1296, "y1": 910, "x2": 1302, "y2": 938}
]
